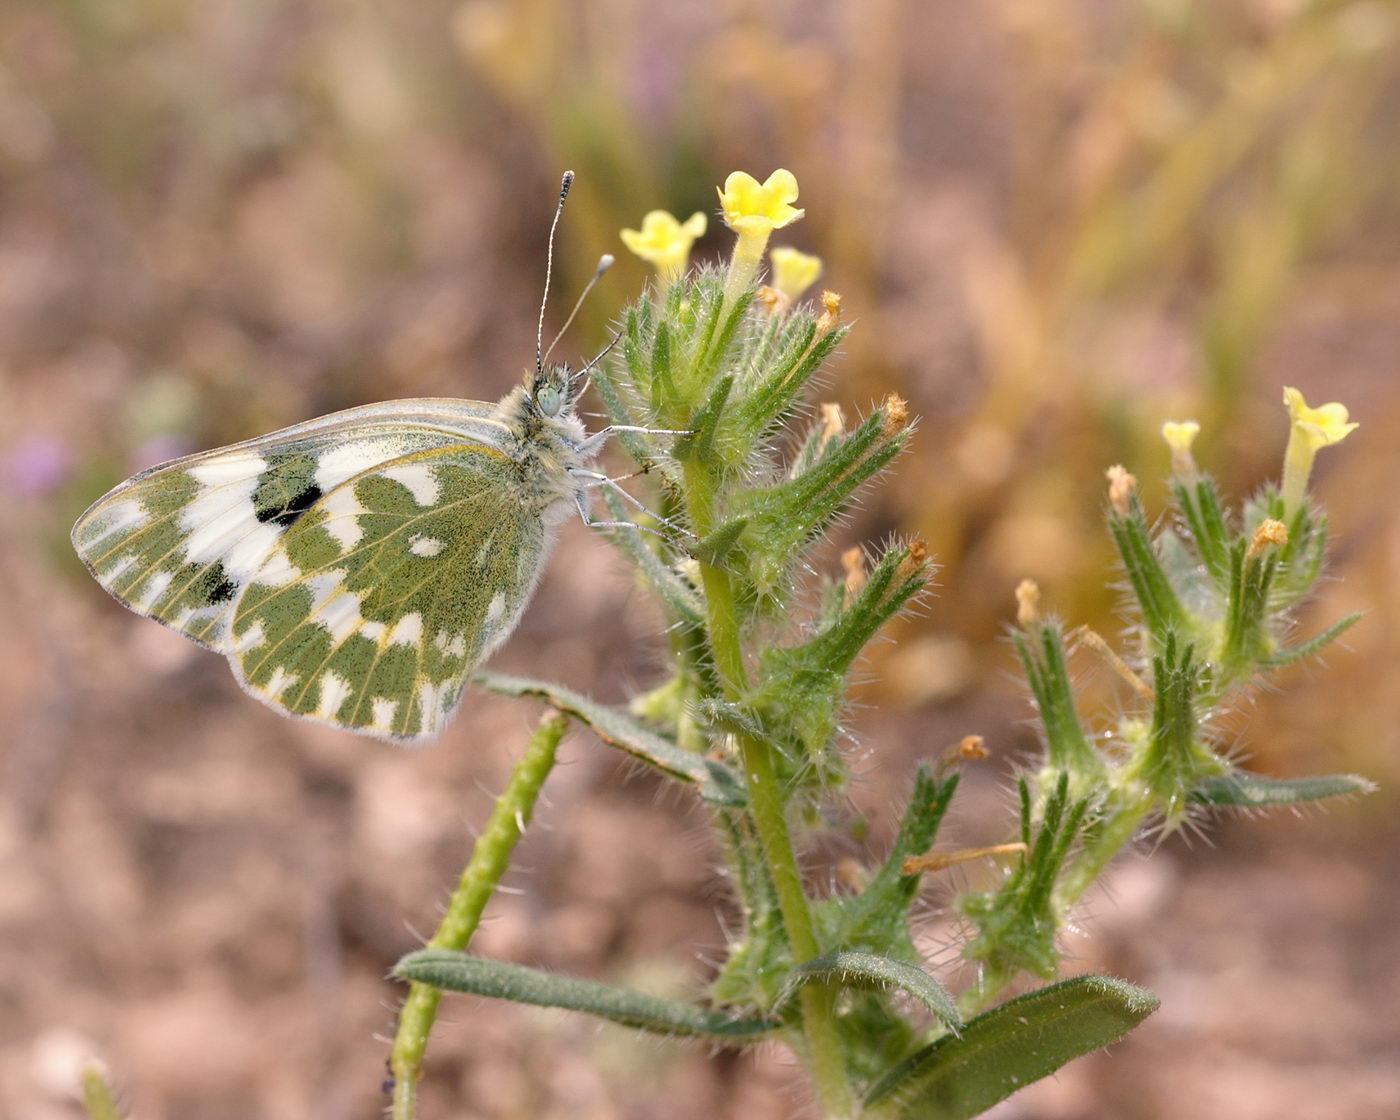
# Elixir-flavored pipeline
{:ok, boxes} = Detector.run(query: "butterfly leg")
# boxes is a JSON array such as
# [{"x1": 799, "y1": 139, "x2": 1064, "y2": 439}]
[
  {"x1": 573, "y1": 489, "x2": 670, "y2": 538},
  {"x1": 568, "y1": 469, "x2": 694, "y2": 538},
  {"x1": 575, "y1": 425, "x2": 693, "y2": 458}
]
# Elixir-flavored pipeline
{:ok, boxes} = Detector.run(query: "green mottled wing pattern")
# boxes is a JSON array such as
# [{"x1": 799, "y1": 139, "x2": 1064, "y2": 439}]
[
  {"x1": 229, "y1": 444, "x2": 546, "y2": 740},
  {"x1": 71, "y1": 400, "x2": 501, "y2": 651}
]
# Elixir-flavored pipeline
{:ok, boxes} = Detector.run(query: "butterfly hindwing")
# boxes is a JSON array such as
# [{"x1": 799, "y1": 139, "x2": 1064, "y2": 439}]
[{"x1": 229, "y1": 442, "x2": 549, "y2": 741}]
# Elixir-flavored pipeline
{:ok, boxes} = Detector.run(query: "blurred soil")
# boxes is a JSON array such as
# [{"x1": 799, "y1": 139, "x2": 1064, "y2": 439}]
[{"x1": 3, "y1": 2, "x2": 1400, "y2": 1118}]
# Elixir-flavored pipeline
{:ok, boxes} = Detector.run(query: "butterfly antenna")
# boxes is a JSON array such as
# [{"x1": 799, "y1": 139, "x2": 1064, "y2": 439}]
[
  {"x1": 572, "y1": 327, "x2": 624, "y2": 400},
  {"x1": 536, "y1": 170, "x2": 575, "y2": 377},
  {"x1": 543, "y1": 253, "x2": 614, "y2": 366}
]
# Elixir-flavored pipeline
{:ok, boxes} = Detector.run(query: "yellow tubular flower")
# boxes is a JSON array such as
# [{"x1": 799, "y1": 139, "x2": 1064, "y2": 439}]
[
  {"x1": 770, "y1": 246, "x2": 822, "y2": 304},
  {"x1": 1161, "y1": 419, "x2": 1201, "y2": 476},
  {"x1": 620, "y1": 210, "x2": 707, "y2": 286},
  {"x1": 718, "y1": 169, "x2": 805, "y2": 309},
  {"x1": 1280, "y1": 386, "x2": 1358, "y2": 517},
  {"x1": 718, "y1": 169, "x2": 805, "y2": 235}
]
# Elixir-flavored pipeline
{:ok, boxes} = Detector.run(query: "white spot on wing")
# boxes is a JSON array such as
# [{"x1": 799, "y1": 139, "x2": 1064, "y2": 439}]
[
  {"x1": 104, "y1": 554, "x2": 139, "y2": 580},
  {"x1": 319, "y1": 485, "x2": 365, "y2": 550},
  {"x1": 255, "y1": 548, "x2": 299, "y2": 587},
  {"x1": 409, "y1": 536, "x2": 444, "y2": 557},
  {"x1": 486, "y1": 594, "x2": 506, "y2": 624},
  {"x1": 432, "y1": 630, "x2": 468, "y2": 658},
  {"x1": 182, "y1": 457, "x2": 280, "y2": 579},
  {"x1": 316, "y1": 592, "x2": 364, "y2": 644},
  {"x1": 316, "y1": 672, "x2": 353, "y2": 719},
  {"x1": 232, "y1": 620, "x2": 266, "y2": 653},
  {"x1": 388, "y1": 612, "x2": 423, "y2": 647},
  {"x1": 382, "y1": 464, "x2": 440, "y2": 506},
  {"x1": 264, "y1": 666, "x2": 298, "y2": 699},
  {"x1": 137, "y1": 570, "x2": 174, "y2": 610},
  {"x1": 189, "y1": 454, "x2": 267, "y2": 486},
  {"x1": 85, "y1": 499, "x2": 149, "y2": 546},
  {"x1": 222, "y1": 522, "x2": 283, "y2": 581},
  {"x1": 372, "y1": 698, "x2": 398, "y2": 730},
  {"x1": 315, "y1": 443, "x2": 388, "y2": 489},
  {"x1": 417, "y1": 679, "x2": 456, "y2": 734},
  {"x1": 360, "y1": 620, "x2": 386, "y2": 641}
]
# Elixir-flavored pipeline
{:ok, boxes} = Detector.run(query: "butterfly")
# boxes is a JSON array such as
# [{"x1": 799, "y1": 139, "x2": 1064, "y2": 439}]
[{"x1": 72, "y1": 172, "x2": 669, "y2": 743}]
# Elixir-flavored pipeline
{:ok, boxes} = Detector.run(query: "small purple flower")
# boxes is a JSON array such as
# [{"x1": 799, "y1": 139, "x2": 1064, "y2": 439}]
[{"x1": 6, "y1": 434, "x2": 72, "y2": 497}]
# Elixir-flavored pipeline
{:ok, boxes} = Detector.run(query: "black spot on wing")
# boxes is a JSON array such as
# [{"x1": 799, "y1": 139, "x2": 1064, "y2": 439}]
[
  {"x1": 253, "y1": 453, "x2": 323, "y2": 528},
  {"x1": 256, "y1": 480, "x2": 322, "y2": 527},
  {"x1": 206, "y1": 564, "x2": 238, "y2": 604}
]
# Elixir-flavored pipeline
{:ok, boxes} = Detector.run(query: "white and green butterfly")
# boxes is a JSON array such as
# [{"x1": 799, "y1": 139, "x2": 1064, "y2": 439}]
[{"x1": 72, "y1": 173, "x2": 665, "y2": 743}]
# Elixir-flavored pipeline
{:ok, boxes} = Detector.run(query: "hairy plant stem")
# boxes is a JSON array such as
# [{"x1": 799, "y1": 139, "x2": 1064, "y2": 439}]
[
  {"x1": 1055, "y1": 795, "x2": 1152, "y2": 909},
  {"x1": 681, "y1": 459, "x2": 853, "y2": 1118},
  {"x1": 389, "y1": 711, "x2": 567, "y2": 1120}
]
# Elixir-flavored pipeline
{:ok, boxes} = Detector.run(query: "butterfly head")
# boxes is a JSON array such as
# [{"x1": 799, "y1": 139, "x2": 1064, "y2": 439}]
[{"x1": 527, "y1": 362, "x2": 581, "y2": 420}]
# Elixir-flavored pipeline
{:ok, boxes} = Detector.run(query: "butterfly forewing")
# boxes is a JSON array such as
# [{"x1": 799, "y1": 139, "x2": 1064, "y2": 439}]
[
  {"x1": 229, "y1": 442, "x2": 548, "y2": 741},
  {"x1": 72, "y1": 399, "x2": 511, "y2": 642}
]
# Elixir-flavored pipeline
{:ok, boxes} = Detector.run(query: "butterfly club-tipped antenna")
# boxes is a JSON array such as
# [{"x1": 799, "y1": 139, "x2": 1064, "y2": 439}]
[
  {"x1": 545, "y1": 253, "x2": 615, "y2": 370},
  {"x1": 535, "y1": 169, "x2": 575, "y2": 379}
]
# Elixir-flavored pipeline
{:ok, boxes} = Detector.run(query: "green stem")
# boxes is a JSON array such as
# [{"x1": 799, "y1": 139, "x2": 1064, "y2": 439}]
[
  {"x1": 681, "y1": 458, "x2": 853, "y2": 1118},
  {"x1": 389, "y1": 711, "x2": 568, "y2": 1120},
  {"x1": 1055, "y1": 794, "x2": 1152, "y2": 909}
]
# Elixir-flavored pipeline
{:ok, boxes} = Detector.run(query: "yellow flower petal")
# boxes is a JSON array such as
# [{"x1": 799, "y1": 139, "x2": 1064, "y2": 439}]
[
  {"x1": 1161, "y1": 420, "x2": 1200, "y2": 455},
  {"x1": 769, "y1": 246, "x2": 822, "y2": 303},
  {"x1": 619, "y1": 209, "x2": 707, "y2": 281},
  {"x1": 1280, "y1": 386, "x2": 1358, "y2": 516},
  {"x1": 1283, "y1": 387, "x2": 1358, "y2": 449},
  {"x1": 718, "y1": 168, "x2": 805, "y2": 235}
]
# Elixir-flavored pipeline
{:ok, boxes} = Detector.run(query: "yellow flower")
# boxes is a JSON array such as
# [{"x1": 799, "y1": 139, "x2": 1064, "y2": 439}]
[
  {"x1": 1161, "y1": 419, "x2": 1200, "y2": 476},
  {"x1": 620, "y1": 210, "x2": 707, "y2": 285},
  {"x1": 1161, "y1": 420, "x2": 1200, "y2": 454},
  {"x1": 1280, "y1": 386, "x2": 1358, "y2": 517},
  {"x1": 769, "y1": 246, "x2": 822, "y2": 303},
  {"x1": 718, "y1": 169, "x2": 805, "y2": 235},
  {"x1": 1283, "y1": 387, "x2": 1358, "y2": 450}
]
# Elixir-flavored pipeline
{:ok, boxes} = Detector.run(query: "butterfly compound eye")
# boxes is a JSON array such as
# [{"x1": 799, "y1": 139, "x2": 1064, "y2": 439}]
[{"x1": 535, "y1": 384, "x2": 564, "y2": 418}]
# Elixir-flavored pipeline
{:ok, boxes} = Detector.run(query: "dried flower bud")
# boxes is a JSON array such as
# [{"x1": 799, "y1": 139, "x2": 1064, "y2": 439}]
[
  {"x1": 1248, "y1": 518, "x2": 1289, "y2": 558},
  {"x1": 1106, "y1": 464, "x2": 1136, "y2": 515},
  {"x1": 1015, "y1": 578, "x2": 1041, "y2": 628},
  {"x1": 816, "y1": 289, "x2": 842, "y2": 334},
  {"x1": 898, "y1": 538, "x2": 928, "y2": 580},
  {"x1": 881, "y1": 393, "x2": 909, "y2": 438},
  {"x1": 958, "y1": 734, "x2": 988, "y2": 760},
  {"x1": 755, "y1": 284, "x2": 784, "y2": 314}
]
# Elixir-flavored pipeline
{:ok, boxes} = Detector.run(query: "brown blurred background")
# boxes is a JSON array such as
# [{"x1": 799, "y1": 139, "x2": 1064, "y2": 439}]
[{"x1": 3, "y1": 1, "x2": 1399, "y2": 1117}]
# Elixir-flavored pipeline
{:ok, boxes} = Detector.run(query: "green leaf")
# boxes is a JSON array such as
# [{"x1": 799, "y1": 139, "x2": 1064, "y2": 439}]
[
  {"x1": 1191, "y1": 771, "x2": 1376, "y2": 807},
  {"x1": 1262, "y1": 611, "x2": 1363, "y2": 669},
  {"x1": 599, "y1": 487, "x2": 705, "y2": 628},
  {"x1": 1108, "y1": 500, "x2": 1188, "y2": 643},
  {"x1": 671, "y1": 374, "x2": 734, "y2": 463},
  {"x1": 779, "y1": 952, "x2": 961, "y2": 1032},
  {"x1": 823, "y1": 768, "x2": 959, "y2": 954},
  {"x1": 692, "y1": 517, "x2": 749, "y2": 566},
  {"x1": 472, "y1": 671, "x2": 745, "y2": 806},
  {"x1": 396, "y1": 951, "x2": 778, "y2": 1042},
  {"x1": 863, "y1": 975, "x2": 1159, "y2": 1120}
]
